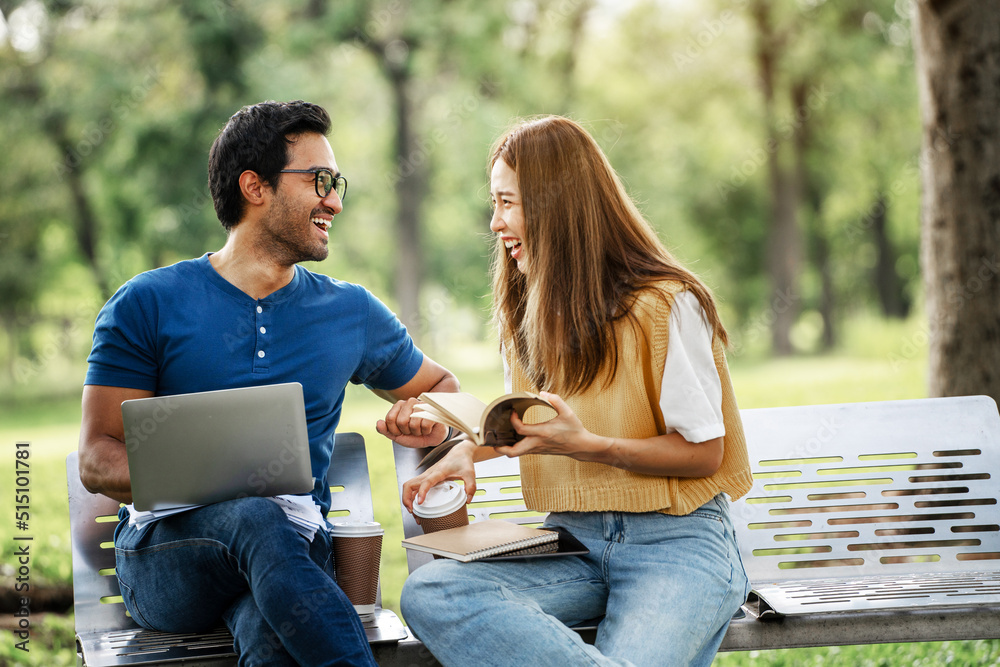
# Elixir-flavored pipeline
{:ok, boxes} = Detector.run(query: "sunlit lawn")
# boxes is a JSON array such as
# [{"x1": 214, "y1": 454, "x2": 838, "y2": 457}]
[{"x1": 2, "y1": 313, "x2": 997, "y2": 665}]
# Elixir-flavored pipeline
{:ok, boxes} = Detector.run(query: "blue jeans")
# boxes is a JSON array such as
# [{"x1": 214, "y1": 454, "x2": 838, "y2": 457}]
[
  {"x1": 114, "y1": 497, "x2": 376, "y2": 667},
  {"x1": 401, "y1": 495, "x2": 750, "y2": 667}
]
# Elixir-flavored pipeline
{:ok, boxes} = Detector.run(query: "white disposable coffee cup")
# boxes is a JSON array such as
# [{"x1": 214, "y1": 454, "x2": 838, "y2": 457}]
[
  {"x1": 412, "y1": 481, "x2": 469, "y2": 533},
  {"x1": 329, "y1": 521, "x2": 384, "y2": 619}
]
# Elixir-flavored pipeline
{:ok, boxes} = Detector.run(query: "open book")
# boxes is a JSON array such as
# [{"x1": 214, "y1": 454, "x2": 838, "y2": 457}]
[
  {"x1": 413, "y1": 391, "x2": 554, "y2": 468},
  {"x1": 401, "y1": 519, "x2": 560, "y2": 562}
]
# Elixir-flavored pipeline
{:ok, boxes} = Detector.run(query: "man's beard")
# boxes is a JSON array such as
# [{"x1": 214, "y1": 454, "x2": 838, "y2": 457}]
[{"x1": 259, "y1": 193, "x2": 330, "y2": 265}]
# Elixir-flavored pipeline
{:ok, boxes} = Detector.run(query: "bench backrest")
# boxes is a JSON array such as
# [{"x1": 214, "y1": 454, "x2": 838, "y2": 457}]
[
  {"x1": 735, "y1": 395, "x2": 1000, "y2": 581},
  {"x1": 67, "y1": 432, "x2": 377, "y2": 637},
  {"x1": 394, "y1": 397, "x2": 1000, "y2": 597},
  {"x1": 736, "y1": 395, "x2": 1000, "y2": 614}
]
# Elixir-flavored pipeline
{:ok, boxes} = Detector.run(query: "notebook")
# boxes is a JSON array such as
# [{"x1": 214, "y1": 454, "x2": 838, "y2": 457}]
[
  {"x1": 401, "y1": 519, "x2": 562, "y2": 562},
  {"x1": 122, "y1": 383, "x2": 315, "y2": 511},
  {"x1": 478, "y1": 526, "x2": 589, "y2": 561}
]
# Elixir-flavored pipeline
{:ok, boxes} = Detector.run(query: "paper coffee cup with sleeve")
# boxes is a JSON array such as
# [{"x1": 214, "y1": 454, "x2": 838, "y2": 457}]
[
  {"x1": 412, "y1": 481, "x2": 470, "y2": 533},
  {"x1": 329, "y1": 521, "x2": 383, "y2": 622}
]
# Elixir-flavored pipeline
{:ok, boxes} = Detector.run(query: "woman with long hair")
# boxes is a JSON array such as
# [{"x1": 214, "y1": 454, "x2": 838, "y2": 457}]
[{"x1": 399, "y1": 116, "x2": 754, "y2": 666}]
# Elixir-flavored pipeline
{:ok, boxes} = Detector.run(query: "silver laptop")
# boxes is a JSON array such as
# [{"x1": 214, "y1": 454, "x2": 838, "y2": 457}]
[{"x1": 122, "y1": 382, "x2": 315, "y2": 511}]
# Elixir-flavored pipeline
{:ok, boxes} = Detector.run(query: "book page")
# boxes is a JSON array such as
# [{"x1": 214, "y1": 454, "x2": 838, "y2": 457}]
[
  {"x1": 409, "y1": 409, "x2": 467, "y2": 435},
  {"x1": 481, "y1": 393, "x2": 554, "y2": 446},
  {"x1": 418, "y1": 392, "x2": 490, "y2": 438}
]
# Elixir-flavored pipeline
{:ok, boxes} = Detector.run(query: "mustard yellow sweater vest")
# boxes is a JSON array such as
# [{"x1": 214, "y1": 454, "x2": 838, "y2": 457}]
[{"x1": 510, "y1": 281, "x2": 753, "y2": 516}]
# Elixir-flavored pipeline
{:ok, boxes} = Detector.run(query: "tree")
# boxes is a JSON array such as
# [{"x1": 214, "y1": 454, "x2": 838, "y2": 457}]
[
  {"x1": 319, "y1": 1, "x2": 509, "y2": 340},
  {"x1": 913, "y1": 1, "x2": 1000, "y2": 404},
  {"x1": 747, "y1": 0, "x2": 804, "y2": 356},
  {"x1": 576, "y1": 0, "x2": 920, "y2": 356},
  {"x1": 809, "y1": 2, "x2": 921, "y2": 328},
  {"x1": 316, "y1": 0, "x2": 594, "y2": 342}
]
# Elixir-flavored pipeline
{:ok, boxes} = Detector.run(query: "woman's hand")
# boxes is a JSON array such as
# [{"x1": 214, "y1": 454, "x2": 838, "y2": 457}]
[
  {"x1": 494, "y1": 391, "x2": 605, "y2": 459},
  {"x1": 401, "y1": 438, "x2": 479, "y2": 514},
  {"x1": 377, "y1": 397, "x2": 448, "y2": 449},
  {"x1": 497, "y1": 391, "x2": 725, "y2": 477}
]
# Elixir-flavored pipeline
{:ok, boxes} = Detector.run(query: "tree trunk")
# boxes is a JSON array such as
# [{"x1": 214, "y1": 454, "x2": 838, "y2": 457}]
[
  {"x1": 3, "y1": 315, "x2": 17, "y2": 383},
  {"x1": 914, "y1": 0, "x2": 1000, "y2": 404},
  {"x1": 388, "y1": 66, "x2": 426, "y2": 341},
  {"x1": 361, "y1": 27, "x2": 427, "y2": 343},
  {"x1": 752, "y1": 0, "x2": 801, "y2": 356},
  {"x1": 554, "y1": 0, "x2": 593, "y2": 114},
  {"x1": 870, "y1": 192, "x2": 911, "y2": 318},
  {"x1": 44, "y1": 112, "x2": 113, "y2": 299},
  {"x1": 793, "y1": 80, "x2": 835, "y2": 350}
]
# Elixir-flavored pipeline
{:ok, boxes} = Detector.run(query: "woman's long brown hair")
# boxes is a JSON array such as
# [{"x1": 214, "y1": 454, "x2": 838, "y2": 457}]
[{"x1": 489, "y1": 116, "x2": 728, "y2": 396}]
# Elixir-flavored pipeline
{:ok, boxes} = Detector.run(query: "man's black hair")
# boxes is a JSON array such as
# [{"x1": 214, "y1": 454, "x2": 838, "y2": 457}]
[{"x1": 208, "y1": 100, "x2": 332, "y2": 230}]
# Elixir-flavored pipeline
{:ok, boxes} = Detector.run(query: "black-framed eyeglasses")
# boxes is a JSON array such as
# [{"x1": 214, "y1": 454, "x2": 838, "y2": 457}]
[{"x1": 279, "y1": 168, "x2": 348, "y2": 201}]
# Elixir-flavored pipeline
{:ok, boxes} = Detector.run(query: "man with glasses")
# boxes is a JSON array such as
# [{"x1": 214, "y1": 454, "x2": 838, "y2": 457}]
[{"x1": 78, "y1": 100, "x2": 458, "y2": 666}]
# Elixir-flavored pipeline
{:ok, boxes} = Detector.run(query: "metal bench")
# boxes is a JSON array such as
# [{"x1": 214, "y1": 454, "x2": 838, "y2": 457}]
[
  {"x1": 390, "y1": 395, "x2": 1000, "y2": 660},
  {"x1": 66, "y1": 432, "x2": 407, "y2": 667}
]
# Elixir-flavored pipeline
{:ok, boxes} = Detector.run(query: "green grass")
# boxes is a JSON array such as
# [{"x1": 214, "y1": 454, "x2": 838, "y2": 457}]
[
  {"x1": 0, "y1": 613, "x2": 77, "y2": 667},
  {"x1": 713, "y1": 641, "x2": 1000, "y2": 666},
  {"x1": 1, "y1": 313, "x2": 997, "y2": 665},
  {"x1": 1, "y1": 402, "x2": 80, "y2": 667}
]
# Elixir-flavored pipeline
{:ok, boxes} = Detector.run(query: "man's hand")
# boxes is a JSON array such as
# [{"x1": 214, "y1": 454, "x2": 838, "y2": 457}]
[
  {"x1": 377, "y1": 397, "x2": 449, "y2": 448},
  {"x1": 373, "y1": 354, "x2": 459, "y2": 447}
]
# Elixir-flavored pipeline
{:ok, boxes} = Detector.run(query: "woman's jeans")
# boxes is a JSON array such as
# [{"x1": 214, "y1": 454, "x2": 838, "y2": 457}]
[
  {"x1": 114, "y1": 497, "x2": 376, "y2": 667},
  {"x1": 401, "y1": 495, "x2": 750, "y2": 667}
]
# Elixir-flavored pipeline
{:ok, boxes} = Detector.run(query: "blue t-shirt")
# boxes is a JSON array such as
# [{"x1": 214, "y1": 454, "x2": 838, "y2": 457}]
[{"x1": 85, "y1": 253, "x2": 423, "y2": 513}]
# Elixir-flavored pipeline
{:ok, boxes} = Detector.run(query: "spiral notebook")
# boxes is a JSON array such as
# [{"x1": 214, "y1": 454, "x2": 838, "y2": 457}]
[{"x1": 401, "y1": 519, "x2": 561, "y2": 562}]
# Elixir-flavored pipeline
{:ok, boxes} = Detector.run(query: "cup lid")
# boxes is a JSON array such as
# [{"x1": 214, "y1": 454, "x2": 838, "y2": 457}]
[
  {"x1": 412, "y1": 481, "x2": 467, "y2": 518},
  {"x1": 329, "y1": 521, "x2": 384, "y2": 537}
]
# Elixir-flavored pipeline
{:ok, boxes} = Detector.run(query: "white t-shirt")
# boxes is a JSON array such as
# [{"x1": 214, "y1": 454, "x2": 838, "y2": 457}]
[
  {"x1": 503, "y1": 291, "x2": 725, "y2": 444},
  {"x1": 658, "y1": 290, "x2": 725, "y2": 443}
]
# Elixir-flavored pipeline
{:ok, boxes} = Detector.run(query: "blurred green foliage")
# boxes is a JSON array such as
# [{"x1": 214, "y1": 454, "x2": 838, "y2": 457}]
[{"x1": 0, "y1": 0, "x2": 922, "y2": 393}]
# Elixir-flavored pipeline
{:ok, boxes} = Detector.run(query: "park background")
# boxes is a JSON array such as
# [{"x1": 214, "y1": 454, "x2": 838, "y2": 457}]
[{"x1": 1, "y1": 0, "x2": 998, "y2": 665}]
